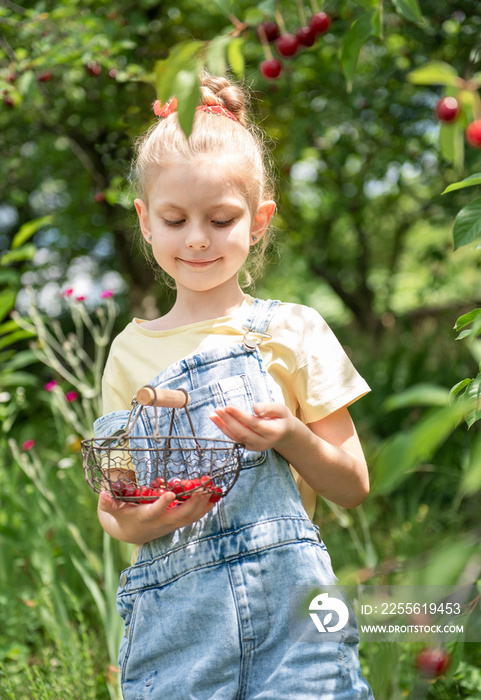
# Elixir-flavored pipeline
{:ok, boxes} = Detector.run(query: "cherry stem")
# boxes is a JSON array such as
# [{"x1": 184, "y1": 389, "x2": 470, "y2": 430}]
[
  {"x1": 274, "y1": 7, "x2": 287, "y2": 35},
  {"x1": 310, "y1": 0, "x2": 322, "y2": 14},
  {"x1": 296, "y1": 0, "x2": 307, "y2": 27},
  {"x1": 257, "y1": 24, "x2": 274, "y2": 60},
  {"x1": 228, "y1": 14, "x2": 249, "y2": 37}
]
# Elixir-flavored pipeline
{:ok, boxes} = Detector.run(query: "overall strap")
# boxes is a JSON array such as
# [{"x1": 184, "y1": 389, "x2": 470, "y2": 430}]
[
  {"x1": 241, "y1": 298, "x2": 281, "y2": 352},
  {"x1": 242, "y1": 297, "x2": 281, "y2": 334}
]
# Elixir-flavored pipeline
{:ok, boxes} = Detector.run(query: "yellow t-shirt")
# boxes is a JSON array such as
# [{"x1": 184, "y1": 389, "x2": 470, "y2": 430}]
[{"x1": 101, "y1": 295, "x2": 370, "y2": 519}]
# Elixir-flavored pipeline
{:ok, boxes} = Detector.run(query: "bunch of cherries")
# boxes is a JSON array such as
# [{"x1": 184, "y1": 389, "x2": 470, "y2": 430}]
[
  {"x1": 258, "y1": 11, "x2": 331, "y2": 80},
  {"x1": 110, "y1": 475, "x2": 223, "y2": 506},
  {"x1": 435, "y1": 96, "x2": 481, "y2": 148}
]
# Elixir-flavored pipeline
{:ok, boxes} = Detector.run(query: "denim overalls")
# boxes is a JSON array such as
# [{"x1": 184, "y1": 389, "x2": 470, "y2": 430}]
[{"x1": 94, "y1": 298, "x2": 374, "y2": 700}]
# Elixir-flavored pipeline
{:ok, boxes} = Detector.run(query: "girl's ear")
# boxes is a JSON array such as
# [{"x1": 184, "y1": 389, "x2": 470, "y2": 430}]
[
  {"x1": 134, "y1": 198, "x2": 151, "y2": 243},
  {"x1": 250, "y1": 200, "x2": 276, "y2": 245}
]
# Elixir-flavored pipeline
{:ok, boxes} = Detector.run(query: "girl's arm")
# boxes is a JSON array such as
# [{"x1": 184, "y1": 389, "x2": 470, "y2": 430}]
[
  {"x1": 97, "y1": 490, "x2": 216, "y2": 545},
  {"x1": 210, "y1": 403, "x2": 369, "y2": 509}
]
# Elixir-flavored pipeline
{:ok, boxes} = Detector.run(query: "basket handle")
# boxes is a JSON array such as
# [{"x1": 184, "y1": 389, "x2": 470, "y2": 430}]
[{"x1": 136, "y1": 386, "x2": 190, "y2": 408}]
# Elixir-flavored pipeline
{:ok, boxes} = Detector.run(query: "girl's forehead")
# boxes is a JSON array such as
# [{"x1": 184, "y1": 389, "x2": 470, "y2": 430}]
[{"x1": 147, "y1": 156, "x2": 249, "y2": 206}]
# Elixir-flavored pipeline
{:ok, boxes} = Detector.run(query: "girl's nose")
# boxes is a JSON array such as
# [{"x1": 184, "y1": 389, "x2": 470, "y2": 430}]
[{"x1": 185, "y1": 226, "x2": 210, "y2": 249}]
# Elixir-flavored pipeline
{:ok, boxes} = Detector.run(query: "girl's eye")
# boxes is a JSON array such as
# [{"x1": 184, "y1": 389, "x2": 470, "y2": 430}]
[
  {"x1": 163, "y1": 218, "x2": 185, "y2": 226},
  {"x1": 213, "y1": 219, "x2": 234, "y2": 227}
]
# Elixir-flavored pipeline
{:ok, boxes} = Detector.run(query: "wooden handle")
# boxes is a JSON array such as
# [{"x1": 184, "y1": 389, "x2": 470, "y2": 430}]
[{"x1": 136, "y1": 386, "x2": 190, "y2": 408}]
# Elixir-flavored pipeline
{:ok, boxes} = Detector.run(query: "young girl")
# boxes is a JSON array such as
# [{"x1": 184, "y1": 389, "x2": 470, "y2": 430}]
[{"x1": 96, "y1": 74, "x2": 374, "y2": 699}]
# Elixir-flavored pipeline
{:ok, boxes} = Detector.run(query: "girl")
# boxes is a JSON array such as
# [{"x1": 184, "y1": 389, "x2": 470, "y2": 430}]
[{"x1": 96, "y1": 74, "x2": 374, "y2": 699}]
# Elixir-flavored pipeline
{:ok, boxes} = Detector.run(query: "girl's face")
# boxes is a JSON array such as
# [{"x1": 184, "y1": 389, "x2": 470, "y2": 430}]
[{"x1": 135, "y1": 156, "x2": 275, "y2": 298}]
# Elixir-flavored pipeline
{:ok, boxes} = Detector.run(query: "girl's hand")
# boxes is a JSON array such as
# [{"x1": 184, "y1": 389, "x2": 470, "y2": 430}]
[
  {"x1": 210, "y1": 402, "x2": 297, "y2": 452},
  {"x1": 211, "y1": 402, "x2": 370, "y2": 508},
  {"x1": 97, "y1": 489, "x2": 216, "y2": 545}
]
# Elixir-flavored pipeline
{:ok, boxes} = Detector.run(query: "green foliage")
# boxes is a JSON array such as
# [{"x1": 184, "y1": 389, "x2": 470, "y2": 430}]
[{"x1": 1, "y1": 1, "x2": 481, "y2": 697}]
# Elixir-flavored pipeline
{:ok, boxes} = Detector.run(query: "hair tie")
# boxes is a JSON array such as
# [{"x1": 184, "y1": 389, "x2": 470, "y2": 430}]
[
  {"x1": 153, "y1": 98, "x2": 238, "y2": 123},
  {"x1": 196, "y1": 104, "x2": 238, "y2": 122}
]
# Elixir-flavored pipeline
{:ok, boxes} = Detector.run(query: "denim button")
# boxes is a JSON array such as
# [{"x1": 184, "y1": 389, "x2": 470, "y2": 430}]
[{"x1": 120, "y1": 573, "x2": 128, "y2": 587}]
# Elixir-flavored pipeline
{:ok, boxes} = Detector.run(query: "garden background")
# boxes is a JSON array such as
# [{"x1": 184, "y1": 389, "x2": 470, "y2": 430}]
[{"x1": 1, "y1": 0, "x2": 481, "y2": 698}]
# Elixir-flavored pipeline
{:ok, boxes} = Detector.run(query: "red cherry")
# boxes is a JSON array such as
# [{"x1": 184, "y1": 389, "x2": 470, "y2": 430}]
[
  {"x1": 466, "y1": 120, "x2": 481, "y2": 148},
  {"x1": 3, "y1": 95, "x2": 14, "y2": 108},
  {"x1": 150, "y1": 477, "x2": 166, "y2": 489},
  {"x1": 296, "y1": 26, "x2": 317, "y2": 47},
  {"x1": 181, "y1": 479, "x2": 194, "y2": 491},
  {"x1": 256, "y1": 21, "x2": 280, "y2": 43},
  {"x1": 275, "y1": 33, "x2": 299, "y2": 58},
  {"x1": 416, "y1": 648, "x2": 451, "y2": 677},
  {"x1": 108, "y1": 68, "x2": 118, "y2": 79},
  {"x1": 110, "y1": 481, "x2": 127, "y2": 498},
  {"x1": 94, "y1": 191, "x2": 105, "y2": 203},
  {"x1": 435, "y1": 96, "x2": 460, "y2": 122},
  {"x1": 37, "y1": 71, "x2": 52, "y2": 83},
  {"x1": 86, "y1": 61, "x2": 102, "y2": 76},
  {"x1": 150, "y1": 488, "x2": 164, "y2": 498},
  {"x1": 167, "y1": 477, "x2": 184, "y2": 495},
  {"x1": 208, "y1": 486, "x2": 223, "y2": 503},
  {"x1": 260, "y1": 58, "x2": 282, "y2": 80},
  {"x1": 309, "y1": 12, "x2": 331, "y2": 35}
]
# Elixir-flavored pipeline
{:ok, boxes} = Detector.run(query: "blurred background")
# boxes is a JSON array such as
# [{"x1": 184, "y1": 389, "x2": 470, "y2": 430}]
[{"x1": 1, "y1": 1, "x2": 481, "y2": 697}]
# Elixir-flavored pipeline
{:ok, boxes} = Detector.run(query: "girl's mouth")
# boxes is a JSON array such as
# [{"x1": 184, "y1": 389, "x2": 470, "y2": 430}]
[{"x1": 178, "y1": 258, "x2": 221, "y2": 268}]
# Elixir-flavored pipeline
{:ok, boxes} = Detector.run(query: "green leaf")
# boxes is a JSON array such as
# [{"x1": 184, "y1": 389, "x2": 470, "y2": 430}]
[
  {"x1": 0, "y1": 245, "x2": 36, "y2": 266},
  {"x1": 461, "y1": 374, "x2": 481, "y2": 428},
  {"x1": 174, "y1": 68, "x2": 200, "y2": 139},
  {"x1": 384, "y1": 383, "x2": 450, "y2": 411},
  {"x1": 454, "y1": 308, "x2": 481, "y2": 331},
  {"x1": 407, "y1": 61, "x2": 459, "y2": 87},
  {"x1": 419, "y1": 536, "x2": 478, "y2": 586},
  {"x1": 391, "y1": 0, "x2": 423, "y2": 24},
  {"x1": 0, "y1": 371, "x2": 38, "y2": 389},
  {"x1": 355, "y1": 0, "x2": 379, "y2": 7},
  {"x1": 16, "y1": 69, "x2": 35, "y2": 96},
  {"x1": 154, "y1": 41, "x2": 204, "y2": 104},
  {"x1": 450, "y1": 378, "x2": 472, "y2": 400},
  {"x1": 341, "y1": 11, "x2": 376, "y2": 92},
  {"x1": 210, "y1": 0, "x2": 232, "y2": 15},
  {"x1": 0, "y1": 349, "x2": 37, "y2": 370},
  {"x1": 257, "y1": 0, "x2": 277, "y2": 14},
  {"x1": 12, "y1": 215, "x2": 52, "y2": 249},
  {"x1": 460, "y1": 432, "x2": 481, "y2": 495},
  {"x1": 439, "y1": 121, "x2": 464, "y2": 169},
  {"x1": 227, "y1": 37, "x2": 245, "y2": 78},
  {"x1": 453, "y1": 198, "x2": 481, "y2": 250},
  {"x1": 0, "y1": 329, "x2": 36, "y2": 351},
  {"x1": 0, "y1": 290, "x2": 16, "y2": 323},
  {"x1": 206, "y1": 34, "x2": 231, "y2": 76},
  {"x1": 442, "y1": 173, "x2": 481, "y2": 195},
  {"x1": 373, "y1": 401, "x2": 473, "y2": 494}
]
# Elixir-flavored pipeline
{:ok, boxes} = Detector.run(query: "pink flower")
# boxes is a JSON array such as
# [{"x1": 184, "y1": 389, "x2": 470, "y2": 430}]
[
  {"x1": 44, "y1": 380, "x2": 57, "y2": 392},
  {"x1": 65, "y1": 391, "x2": 78, "y2": 402},
  {"x1": 100, "y1": 289, "x2": 114, "y2": 298},
  {"x1": 21, "y1": 439, "x2": 35, "y2": 451},
  {"x1": 75, "y1": 296, "x2": 86, "y2": 302},
  {"x1": 62, "y1": 288, "x2": 74, "y2": 297}
]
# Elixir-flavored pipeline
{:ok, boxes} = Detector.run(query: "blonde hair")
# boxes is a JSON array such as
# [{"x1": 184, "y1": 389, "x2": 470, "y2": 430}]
[{"x1": 131, "y1": 73, "x2": 275, "y2": 287}]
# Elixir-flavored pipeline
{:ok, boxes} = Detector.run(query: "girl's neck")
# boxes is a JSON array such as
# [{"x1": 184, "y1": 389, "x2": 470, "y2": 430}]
[{"x1": 146, "y1": 286, "x2": 247, "y2": 331}]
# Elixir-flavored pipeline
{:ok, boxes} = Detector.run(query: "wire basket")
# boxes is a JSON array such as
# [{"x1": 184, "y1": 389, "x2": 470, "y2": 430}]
[{"x1": 81, "y1": 386, "x2": 244, "y2": 504}]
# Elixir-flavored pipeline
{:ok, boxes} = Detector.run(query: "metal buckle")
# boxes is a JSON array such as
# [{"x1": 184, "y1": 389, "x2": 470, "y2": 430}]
[{"x1": 242, "y1": 331, "x2": 271, "y2": 352}]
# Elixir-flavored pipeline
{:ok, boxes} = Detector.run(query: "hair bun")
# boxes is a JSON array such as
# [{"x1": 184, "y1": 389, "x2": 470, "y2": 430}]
[{"x1": 200, "y1": 74, "x2": 247, "y2": 127}]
